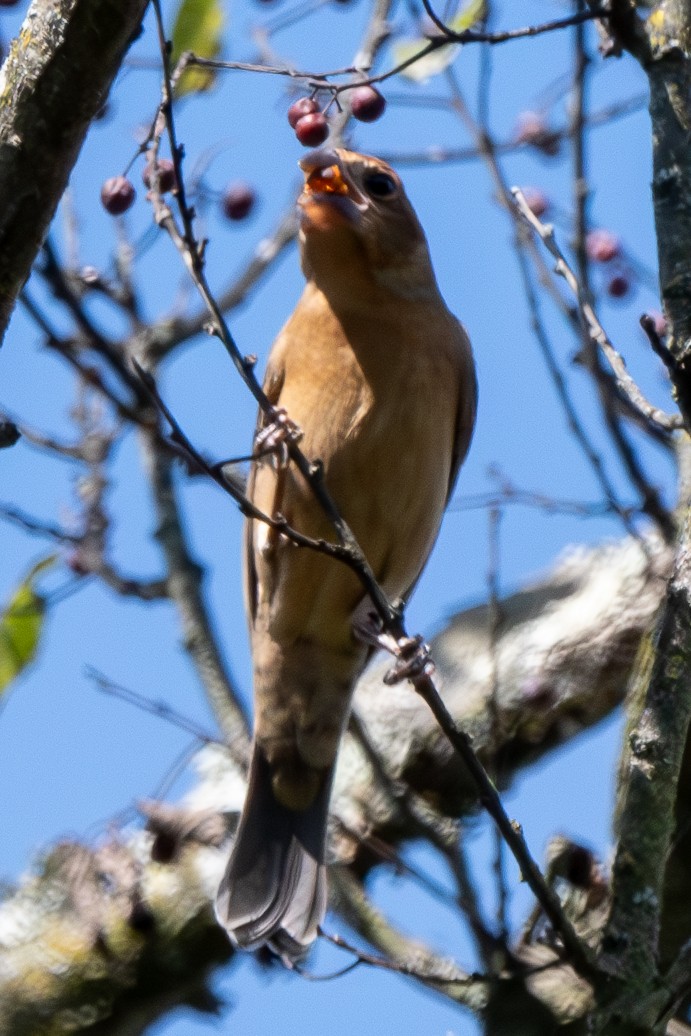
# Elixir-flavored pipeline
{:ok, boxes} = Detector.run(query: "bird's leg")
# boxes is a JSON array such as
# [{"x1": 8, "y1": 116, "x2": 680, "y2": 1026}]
[
  {"x1": 254, "y1": 408, "x2": 303, "y2": 468},
  {"x1": 353, "y1": 608, "x2": 435, "y2": 685}
]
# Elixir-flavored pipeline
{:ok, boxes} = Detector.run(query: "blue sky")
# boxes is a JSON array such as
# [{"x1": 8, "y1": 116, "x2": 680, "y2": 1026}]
[{"x1": 0, "y1": 0, "x2": 674, "y2": 1032}]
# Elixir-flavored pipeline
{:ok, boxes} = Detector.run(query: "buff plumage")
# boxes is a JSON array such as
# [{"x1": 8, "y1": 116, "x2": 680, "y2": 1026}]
[{"x1": 215, "y1": 148, "x2": 477, "y2": 957}]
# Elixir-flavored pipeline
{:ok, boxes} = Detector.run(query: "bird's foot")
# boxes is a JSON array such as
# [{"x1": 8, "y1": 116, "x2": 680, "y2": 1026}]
[
  {"x1": 254, "y1": 409, "x2": 303, "y2": 467},
  {"x1": 353, "y1": 613, "x2": 435, "y2": 685},
  {"x1": 383, "y1": 634, "x2": 434, "y2": 685}
]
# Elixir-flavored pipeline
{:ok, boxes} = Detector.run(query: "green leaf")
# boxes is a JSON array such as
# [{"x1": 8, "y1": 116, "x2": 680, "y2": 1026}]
[
  {"x1": 0, "y1": 555, "x2": 57, "y2": 695},
  {"x1": 171, "y1": 0, "x2": 225, "y2": 97},
  {"x1": 392, "y1": 0, "x2": 486, "y2": 83}
]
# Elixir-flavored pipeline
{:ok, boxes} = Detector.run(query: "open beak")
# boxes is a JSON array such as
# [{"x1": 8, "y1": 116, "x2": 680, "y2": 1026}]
[
  {"x1": 298, "y1": 150, "x2": 366, "y2": 230},
  {"x1": 303, "y1": 156, "x2": 350, "y2": 198}
]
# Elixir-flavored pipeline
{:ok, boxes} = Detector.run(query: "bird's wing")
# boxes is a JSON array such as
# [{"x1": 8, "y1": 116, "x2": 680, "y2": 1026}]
[
  {"x1": 398, "y1": 321, "x2": 476, "y2": 607},
  {"x1": 445, "y1": 321, "x2": 477, "y2": 508}
]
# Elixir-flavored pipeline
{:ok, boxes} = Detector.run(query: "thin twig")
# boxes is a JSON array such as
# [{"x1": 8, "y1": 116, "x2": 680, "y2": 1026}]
[
  {"x1": 565, "y1": 10, "x2": 675, "y2": 543},
  {"x1": 443, "y1": 69, "x2": 641, "y2": 541},
  {"x1": 418, "y1": 3, "x2": 607, "y2": 45},
  {"x1": 39, "y1": 240, "x2": 150, "y2": 408},
  {"x1": 485, "y1": 504, "x2": 510, "y2": 944},
  {"x1": 512, "y1": 188, "x2": 682, "y2": 435},
  {"x1": 149, "y1": 0, "x2": 400, "y2": 629},
  {"x1": 513, "y1": 229, "x2": 642, "y2": 542},
  {"x1": 382, "y1": 92, "x2": 647, "y2": 166},
  {"x1": 0, "y1": 504, "x2": 78, "y2": 543},
  {"x1": 318, "y1": 925, "x2": 480, "y2": 985},
  {"x1": 405, "y1": 665, "x2": 598, "y2": 979},
  {"x1": 449, "y1": 486, "x2": 634, "y2": 518},
  {"x1": 85, "y1": 666, "x2": 222, "y2": 744}
]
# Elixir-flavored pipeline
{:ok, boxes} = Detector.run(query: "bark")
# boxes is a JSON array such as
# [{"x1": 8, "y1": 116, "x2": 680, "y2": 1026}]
[
  {"x1": 0, "y1": 0, "x2": 149, "y2": 343},
  {"x1": 585, "y1": 4, "x2": 691, "y2": 1030},
  {"x1": 646, "y1": 0, "x2": 691, "y2": 374}
]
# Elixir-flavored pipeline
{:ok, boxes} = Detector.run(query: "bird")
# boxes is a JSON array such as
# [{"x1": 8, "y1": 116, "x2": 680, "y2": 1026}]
[{"x1": 215, "y1": 147, "x2": 477, "y2": 959}]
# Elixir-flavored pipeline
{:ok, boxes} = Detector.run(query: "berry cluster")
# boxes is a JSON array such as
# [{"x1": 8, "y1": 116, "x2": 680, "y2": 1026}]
[
  {"x1": 100, "y1": 158, "x2": 180, "y2": 216},
  {"x1": 101, "y1": 82, "x2": 388, "y2": 216},
  {"x1": 517, "y1": 187, "x2": 642, "y2": 305},
  {"x1": 101, "y1": 158, "x2": 257, "y2": 224},
  {"x1": 585, "y1": 229, "x2": 633, "y2": 299},
  {"x1": 287, "y1": 85, "x2": 386, "y2": 147}
]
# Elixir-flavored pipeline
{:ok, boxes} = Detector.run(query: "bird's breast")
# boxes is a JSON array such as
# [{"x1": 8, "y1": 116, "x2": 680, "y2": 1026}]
[{"x1": 275, "y1": 302, "x2": 458, "y2": 595}]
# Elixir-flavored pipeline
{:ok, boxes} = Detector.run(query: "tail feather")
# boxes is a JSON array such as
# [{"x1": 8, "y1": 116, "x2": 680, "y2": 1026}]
[{"x1": 215, "y1": 746, "x2": 330, "y2": 958}]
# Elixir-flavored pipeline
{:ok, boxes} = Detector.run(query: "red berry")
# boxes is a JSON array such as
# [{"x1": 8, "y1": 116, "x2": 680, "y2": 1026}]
[
  {"x1": 100, "y1": 176, "x2": 136, "y2": 215},
  {"x1": 288, "y1": 96, "x2": 319, "y2": 129},
  {"x1": 222, "y1": 182, "x2": 256, "y2": 221},
  {"x1": 349, "y1": 85, "x2": 386, "y2": 123},
  {"x1": 607, "y1": 273, "x2": 630, "y2": 298},
  {"x1": 515, "y1": 111, "x2": 545, "y2": 141},
  {"x1": 294, "y1": 112, "x2": 329, "y2": 148},
  {"x1": 521, "y1": 187, "x2": 549, "y2": 218},
  {"x1": 514, "y1": 110, "x2": 560, "y2": 157},
  {"x1": 586, "y1": 229, "x2": 621, "y2": 263},
  {"x1": 142, "y1": 158, "x2": 177, "y2": 193}
]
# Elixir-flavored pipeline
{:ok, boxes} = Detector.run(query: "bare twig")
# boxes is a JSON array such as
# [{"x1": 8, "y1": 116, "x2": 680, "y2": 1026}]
[
  {"x1": 143, "y1": 207, "x2": 300, "y2": 363},
  {"x1": 449, "y1": 486, "x2": 634, "y2": 518},
  {"x1": 138, "y1": 420, "x2": 250, "y2": 762},
  {"x1": 565, "y1": 10, "x2": 675, "y2": 544},
  {"x1": 327, "y1": 868, "x2": 488, "y2": 1008},
  {"x1": 404, "y1": 662, "x2": 598, "y2": 979},
  {"x1": 512, "y1": 188, "x2": 682, "y2": 434},
  {"x1": 149, "y1": 0, "x2": 400, "y2": 631},
  {"x1": 383, "y1": 92, "x2": 647, "y2": 166},
  {"x1": 421, "y1": 1, "x2": 604, "y2": 43},
  {"x1": 189, "y1": 7, "x2": 610, "y2": 91},
  {"x1": 441, "y1": 69, "x2": 642, "y2": 543},
  {"x1": 39, "y1": 240, "x2": 150, "y2": 408},
  {"x1": 86, "y1": 666, "x2": 222, "y2": 745},
  {"x1": 318, "y1": 924, "x2": 478, "y2": 985},
  {"x1": 0, "y1": 504, "x2": 78, "y2": 544}
]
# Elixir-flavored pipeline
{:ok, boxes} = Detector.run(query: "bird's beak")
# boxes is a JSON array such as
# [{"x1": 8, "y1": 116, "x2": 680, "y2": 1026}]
[
  {"x1": 301, "y1": 150, "x2": 350, "y2": 197},
  {"x1": 297, "y1": 150, "x2": 367, "y2": 231}
]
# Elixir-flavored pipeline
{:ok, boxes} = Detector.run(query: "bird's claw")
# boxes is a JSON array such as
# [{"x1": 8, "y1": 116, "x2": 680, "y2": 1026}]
[
  {"x1": 255, "y1": 409, "x2": 303, "y2": 468},
  {"x1": 353, "y1": 614, "x2": 435, "y2": 685},
  {"x1": 383, "y1": 634, "x2": 434, "y2": 685}
]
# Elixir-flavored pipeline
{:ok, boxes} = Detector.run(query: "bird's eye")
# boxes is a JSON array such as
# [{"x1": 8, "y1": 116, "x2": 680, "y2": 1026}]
[{"x1": 364, "y1": 172, "x2": 397, "y2": 198}]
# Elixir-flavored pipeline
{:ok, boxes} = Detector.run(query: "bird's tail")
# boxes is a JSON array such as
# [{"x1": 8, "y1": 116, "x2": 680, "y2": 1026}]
[{"x1": 215, "y1": 744, "x2": 331, "y2": 960}]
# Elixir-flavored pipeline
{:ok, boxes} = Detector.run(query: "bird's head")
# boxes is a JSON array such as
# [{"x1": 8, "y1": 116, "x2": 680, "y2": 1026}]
[{"x1": 297, "y1": 148, "x2": 438, "y2": 306}]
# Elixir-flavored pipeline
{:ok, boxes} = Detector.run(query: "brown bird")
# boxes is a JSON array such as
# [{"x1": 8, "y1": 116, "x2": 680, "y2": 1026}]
[{"x1": 215, "y1": 147, "x2": 477, "y2": 958}]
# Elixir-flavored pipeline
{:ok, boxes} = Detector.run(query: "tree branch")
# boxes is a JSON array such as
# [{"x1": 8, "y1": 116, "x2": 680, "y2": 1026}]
[{"x1": 0, "y1": 0, "x2": 148, "y2": 343}]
